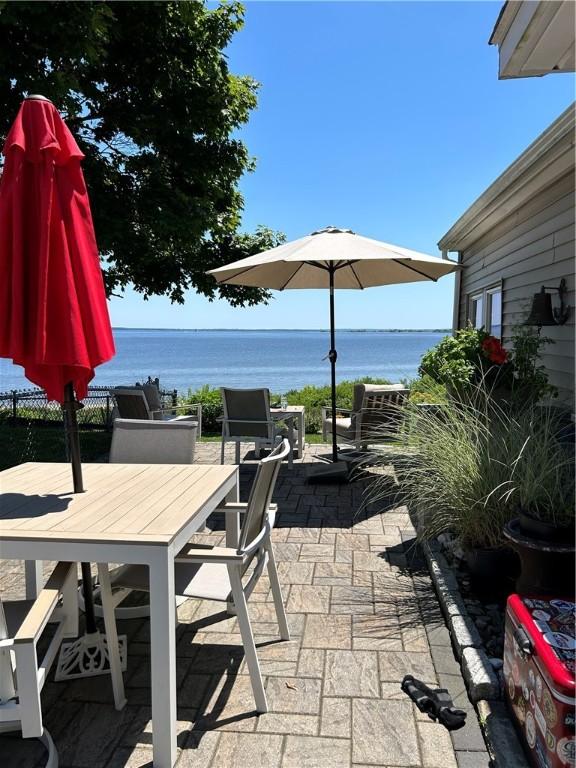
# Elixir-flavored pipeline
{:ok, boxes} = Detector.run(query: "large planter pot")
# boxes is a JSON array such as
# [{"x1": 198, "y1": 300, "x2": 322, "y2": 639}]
[
  {"x1": 503, "y1": 518, "x2": 576, "y2": 597},
  {"x1": 465, "y1": 546, "x2": 519, "y2": 599},
  {"x1": 518, "y1": 509, "x2": 575, "y2": 545}
]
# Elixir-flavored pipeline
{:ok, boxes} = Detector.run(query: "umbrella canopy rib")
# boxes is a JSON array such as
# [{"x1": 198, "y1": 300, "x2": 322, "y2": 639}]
[
  {"x1": 392, "y1": 259, "x2": 439, "y2": 282},
  {"x1": 280, "y1": 262, "x2": 306, "y2": 290},
  {"x1": 348, "y1": 262, "x2": 365, "y2": 289}
]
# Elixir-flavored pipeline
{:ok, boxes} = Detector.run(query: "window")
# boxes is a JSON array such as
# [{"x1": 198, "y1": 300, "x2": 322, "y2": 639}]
[
  {"x1": 487, "y1": 288, "x2": 502, "y2": 339},
  {"x1": 469, "y1": 294, "x2": 484, "y2": 329},
  {"x1": 467, "y1": 284, "x2": 503, "y2": 336}
]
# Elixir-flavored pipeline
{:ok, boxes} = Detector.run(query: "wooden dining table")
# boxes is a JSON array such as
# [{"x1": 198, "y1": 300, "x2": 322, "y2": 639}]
[{"x1": 0, "y1": 461, "x2": 239, "y2": 768}]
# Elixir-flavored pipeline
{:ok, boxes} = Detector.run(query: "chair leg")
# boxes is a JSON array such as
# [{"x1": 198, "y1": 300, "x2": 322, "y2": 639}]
[
  {"x1": 228, "y1": 567, "x2": 267, "y2": 713},
  {"x1": 266, "y1": 541, "x2": 290, "y2": 641},
  {"x1": 13, "y1": 641, "x2": 42, "y2": 738},
  {"x1": 288, "y1": 424, "x2": 294, "y2": 469},
  {"x1": 221, "y1": 437, "x2": 226, "y2": 465},
  {"x1": 97, "y1": 564, "x2": 127, "y2": 711},
  {"x1": 235, "y1": 441, "x2": 241, "y2": 465}
]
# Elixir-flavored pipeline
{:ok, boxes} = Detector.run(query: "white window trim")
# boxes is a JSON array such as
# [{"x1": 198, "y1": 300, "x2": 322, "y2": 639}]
[
  {"x1": 467, "y1": 281, "x2": 503, "y2": 335},
  {"x1": 486, "y1": 285, "x2": 503, "y2": 338},
  {"x1": 468, "y1": 292, "x2": 484, "y2": 329}
]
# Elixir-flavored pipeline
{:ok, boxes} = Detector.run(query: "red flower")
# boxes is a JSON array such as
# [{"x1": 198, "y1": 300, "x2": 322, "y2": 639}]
[{"x1": 481, "y1": 336, "x2": 508, "y2": 365}]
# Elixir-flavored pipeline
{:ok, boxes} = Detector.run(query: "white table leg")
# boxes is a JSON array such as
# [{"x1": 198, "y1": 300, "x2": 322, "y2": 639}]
[
  {"x1": 25, "y1": 560, "x2": 43, "y2": 599},
  {"x1": 225, "y1": 473, "x2": 240, "y2": 615},
  {"x1": 298, "y1": 412, "x2": 305, "y2": 458},
  {"x1": 149, "y1": 550, "x2": 177, "y2": 768},
  {"x1": 225, "y1": 478, "x2": 240, "y2": 549}
]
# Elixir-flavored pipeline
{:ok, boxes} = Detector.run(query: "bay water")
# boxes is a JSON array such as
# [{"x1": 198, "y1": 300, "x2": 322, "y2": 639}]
[{"x1": 0, "y1": 329, "x2": 448, "y2": 395}]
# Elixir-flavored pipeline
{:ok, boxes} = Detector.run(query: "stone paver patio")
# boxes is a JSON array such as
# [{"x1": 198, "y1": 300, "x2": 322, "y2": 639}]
[{"x1": 1, "y1": 442, "x2": 490, "y2": 768}]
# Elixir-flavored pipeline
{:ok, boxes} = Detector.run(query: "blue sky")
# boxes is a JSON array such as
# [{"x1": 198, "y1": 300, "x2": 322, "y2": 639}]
[{"x1": 109, "y1": 1, "x2": 574, "y2": 330}]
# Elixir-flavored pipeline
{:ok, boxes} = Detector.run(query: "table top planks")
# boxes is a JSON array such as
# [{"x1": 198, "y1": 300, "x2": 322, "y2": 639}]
[{"x1": 0, "y1": 462, "x2": 237, "y2": 545}]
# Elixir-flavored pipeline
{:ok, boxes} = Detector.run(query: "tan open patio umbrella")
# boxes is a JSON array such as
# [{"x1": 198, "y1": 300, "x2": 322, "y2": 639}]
[{"x1": 208, "y1": 225, "x2": 459, "y2": 477}]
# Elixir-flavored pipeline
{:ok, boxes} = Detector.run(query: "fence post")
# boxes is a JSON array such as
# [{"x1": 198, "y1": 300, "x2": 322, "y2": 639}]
[{"x1": 12, "y1": 390, "x2": 17, "y2": 424}]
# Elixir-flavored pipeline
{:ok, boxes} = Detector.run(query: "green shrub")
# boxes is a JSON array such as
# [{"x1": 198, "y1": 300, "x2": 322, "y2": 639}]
[
  {"x1": 509, "y1": 326, "x2": 557, "y2": 403},
  {"x1": 183, "y1": 385, "x2": 223, "y2": 433},
  {"x1": 419, "y1": 325, "x2": 557, "y2": 404},
  {"x1": 182, "y1": 377, "x2": 392, "y2": 435},
  {"x1": 406, "y1": 375, "x2": 447, "y2": 405},
  {"x1": 418, "y1": 327, "x2": 494, "y2": 389}
]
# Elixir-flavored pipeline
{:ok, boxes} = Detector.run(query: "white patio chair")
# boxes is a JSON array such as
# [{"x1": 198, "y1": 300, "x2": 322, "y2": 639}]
[
  {"x1": 106, "y1": 438, "x2": 291, "y2": 713},
  {"x1": 220, "y1": 387, "x2": 294, "y2": 466},
  {"x1": 322, "y1": 383, "x2": 409, "y2": 450},
  {"x1": 111, "y1": 386, "x2": 202, "y2": 437},
  {"x1": 80, "y1": 419, "x2": 198, "y2": 621},
  {"x1": 0, "y1": 562, "x2": 125, "y2": 767}
]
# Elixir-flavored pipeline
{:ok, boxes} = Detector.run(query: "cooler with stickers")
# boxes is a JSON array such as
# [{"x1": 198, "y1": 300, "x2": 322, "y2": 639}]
[{"x1": 504, "y1": 596, "x2": 575, "y2": 768}]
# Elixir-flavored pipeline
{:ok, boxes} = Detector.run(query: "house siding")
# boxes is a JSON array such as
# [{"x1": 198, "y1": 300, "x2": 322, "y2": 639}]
[{"x1": 457, "y1": 171, "x2": 575, "y2": 405}]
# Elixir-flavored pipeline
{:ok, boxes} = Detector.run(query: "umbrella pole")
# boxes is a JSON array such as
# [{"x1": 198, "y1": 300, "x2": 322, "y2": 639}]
[
  {"x1": 328, "y1": 266, "x2": 338, "y2": 464},
  {"x1": 63, "y1": 383, "x2": 97, "y2": 635},
  {"x1": 307, "y1": 264, "x2": 349, "y2": 482},
  {"x1": 64, "y1": 382, "x2": 84, "y2": 493}
]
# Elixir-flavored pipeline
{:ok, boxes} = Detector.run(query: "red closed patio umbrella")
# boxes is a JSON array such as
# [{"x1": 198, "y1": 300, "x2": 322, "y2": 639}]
[
  {"x1": 0, "y1": 94, "x2": 114, "y2": 415},
  {"x1": 0, "y1": 95, "x2": 116, "y2": 666}
]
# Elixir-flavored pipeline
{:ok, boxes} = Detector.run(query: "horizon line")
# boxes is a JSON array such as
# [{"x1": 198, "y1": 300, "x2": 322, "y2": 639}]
[{"x1": 112, "y1": 326, "x2": 451, "y2": 332}]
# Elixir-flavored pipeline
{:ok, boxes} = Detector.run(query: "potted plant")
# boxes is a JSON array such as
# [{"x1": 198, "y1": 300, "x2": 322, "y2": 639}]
[
  {"x1": 418, "y1": 326, "x2": 513, "y2": 402},
  {"x1": 495, "y1": 406, "x2": 575, "y2": 595},
  {"x1": 365, "y1": 381, "x2": 520, "y2": 597}
]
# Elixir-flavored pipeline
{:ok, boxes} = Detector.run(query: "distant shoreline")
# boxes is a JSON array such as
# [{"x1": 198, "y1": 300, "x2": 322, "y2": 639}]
[{"x1": 112, "y1": 327, "x2": 451, "y2": 333}]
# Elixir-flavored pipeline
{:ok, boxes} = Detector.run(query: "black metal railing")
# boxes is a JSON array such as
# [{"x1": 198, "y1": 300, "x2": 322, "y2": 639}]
[{"x1": 0, "y1": 384, "x2": 178, "y2": 430}]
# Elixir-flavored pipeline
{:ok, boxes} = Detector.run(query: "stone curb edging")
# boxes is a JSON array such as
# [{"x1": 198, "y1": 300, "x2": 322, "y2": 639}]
[
  {"x1": 422, "y1": 540, "x2": 529, "y2": 768},
  {"x1": 424, "y1": 541, "x2": 499, "y2": 700}
]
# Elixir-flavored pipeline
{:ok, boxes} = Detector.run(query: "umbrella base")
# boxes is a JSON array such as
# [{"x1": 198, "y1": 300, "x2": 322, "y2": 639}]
[
  {"x1": 55, "y1": 631, "x2": 127, "y2": 681},
  {"x1": 306, "y1": 461, "x2": 350, "y2": 483}
]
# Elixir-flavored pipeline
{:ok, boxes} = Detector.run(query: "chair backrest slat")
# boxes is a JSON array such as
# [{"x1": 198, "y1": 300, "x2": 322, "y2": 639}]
[
  {"x1": 221, "y1": 388, "x2": 272, "y2": 438},
  {"x1": 360, "y1": 387, "x2": 409, "y2": 437},
  {"x1": 110, "y1": 419, "x2": 197, "y2": 464},
  {"x1": 239, "y1": 439, "x2": 289, "y2": 553}
]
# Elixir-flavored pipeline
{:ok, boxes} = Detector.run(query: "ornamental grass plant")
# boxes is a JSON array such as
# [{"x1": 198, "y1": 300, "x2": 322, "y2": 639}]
[
  {"x1": 364, "y1": 376, "x2": 574, "y2": 550},
  {"x1": 487, "y1": 405, "x2": 574, "y2": 527}
]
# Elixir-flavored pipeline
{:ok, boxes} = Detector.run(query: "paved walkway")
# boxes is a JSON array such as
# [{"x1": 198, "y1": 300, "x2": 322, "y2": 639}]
[{"x1": 1, "y1": 443, "x2": 490, "y2": 768}]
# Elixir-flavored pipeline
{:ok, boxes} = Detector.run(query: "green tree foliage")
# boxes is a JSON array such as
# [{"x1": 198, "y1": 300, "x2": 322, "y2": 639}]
[{"x1": 0, "y1": 1, "x2": 283, "y2": 304}]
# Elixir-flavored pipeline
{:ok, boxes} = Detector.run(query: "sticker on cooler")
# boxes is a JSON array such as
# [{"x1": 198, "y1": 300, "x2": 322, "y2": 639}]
[
  {"x1": 556, "y1": 737, "x2": 575, "y2": 766},
  {"x1": 534, "y1": 701, "x2": 548, "y2": 738},
  {"x1": 526, "y1": 712, "x2": 537, "y2": 749}
]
